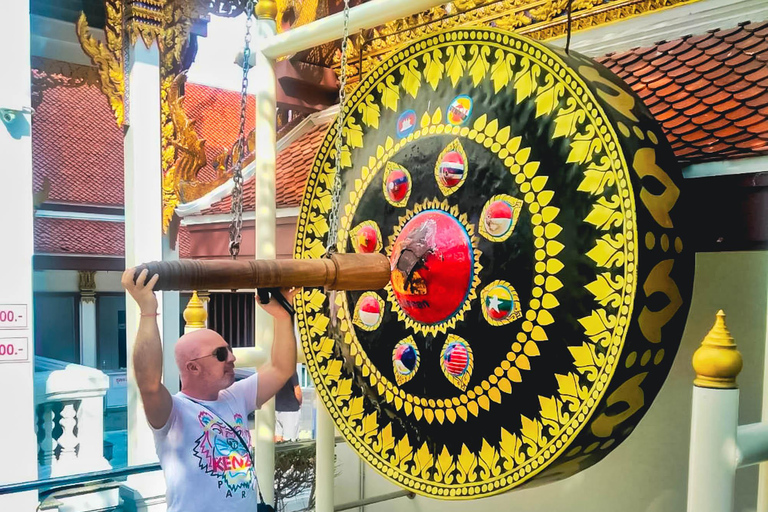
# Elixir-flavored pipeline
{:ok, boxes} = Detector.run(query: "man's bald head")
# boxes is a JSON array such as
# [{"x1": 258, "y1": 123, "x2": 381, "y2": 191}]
[{"x1": 175, "y1": 329, "x2": 227, "y2": 373}]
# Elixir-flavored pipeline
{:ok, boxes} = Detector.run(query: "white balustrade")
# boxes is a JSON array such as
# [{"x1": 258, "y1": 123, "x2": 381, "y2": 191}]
[{"x1": 34, "y1": 356, "x2": 119, "y2": 511}]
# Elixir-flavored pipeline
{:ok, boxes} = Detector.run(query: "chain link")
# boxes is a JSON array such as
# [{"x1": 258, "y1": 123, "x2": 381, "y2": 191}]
[
  {"x1": 325, "y1": 0, "x2": 351, "y2": 256},
  {"x1": 228, "y1": 0, "x2": 255, "y2": 259}
]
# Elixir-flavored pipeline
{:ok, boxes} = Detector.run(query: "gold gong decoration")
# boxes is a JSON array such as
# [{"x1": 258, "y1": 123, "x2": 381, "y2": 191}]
[{"x1": 294, "y1": 28, "x2": 692, "y2": 498}]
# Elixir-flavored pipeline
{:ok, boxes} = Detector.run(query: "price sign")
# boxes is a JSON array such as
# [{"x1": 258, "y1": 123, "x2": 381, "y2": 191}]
[
  {"x1": 0, "y1": 304, "x2": 28, "y2": 329},
  {"x1": 0, "y1": 337, "x2": 29, "y2": 363}
]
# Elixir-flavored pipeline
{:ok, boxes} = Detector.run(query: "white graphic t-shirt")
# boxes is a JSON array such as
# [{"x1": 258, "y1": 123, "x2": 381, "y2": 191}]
[{"x1": 152, "y1": 374, "x2": 259, "y2": 512}]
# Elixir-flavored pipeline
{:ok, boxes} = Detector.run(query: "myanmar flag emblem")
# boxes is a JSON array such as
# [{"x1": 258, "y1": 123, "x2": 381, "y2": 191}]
[{"x1": 481, "y1": 281, "x2": 521, "y2": 326}]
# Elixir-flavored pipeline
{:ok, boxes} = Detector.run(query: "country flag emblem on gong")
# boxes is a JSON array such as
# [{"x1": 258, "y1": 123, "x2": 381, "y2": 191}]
[
  {"x1": 479, "y1": 194, "x2": 522, "y2": 242},
  {"x1": 353, "y1": 292, "x2": 385, "y2": 331},
  {"x1": 382, "y1": 162, "x2": 412, "y2": 207},
  {"x1": 434, "y1": 139, "x2": 468, "y2": 196},
  {"x1": 446, "y1": 95, "x2": 473, "y2": 126},
  {"x1": 396, "y1": 110, "x2": 416, "y2": 138},
  {"x1": 440, "y1": 335, "x2": 473, "y2": 391},
  {"x1": 392, "y1": 337, "x2": 420, "y2": 385},
  {"x1": 349, "y1": 221, "x2": 382, "y2": 254},
  {"x1": 480, "y1": 280, "x2": 522, "y2": 326}
]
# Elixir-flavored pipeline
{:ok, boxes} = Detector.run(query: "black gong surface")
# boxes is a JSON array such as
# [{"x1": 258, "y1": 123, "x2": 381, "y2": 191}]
[{"x1": 294, "y1": 28, "x2": 693, "y2": 499}]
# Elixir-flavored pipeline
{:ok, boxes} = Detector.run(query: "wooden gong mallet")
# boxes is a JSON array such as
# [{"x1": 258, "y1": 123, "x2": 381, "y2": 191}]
[{"x1": 134, "y1": 253, "x2": 392, "y2": 302}]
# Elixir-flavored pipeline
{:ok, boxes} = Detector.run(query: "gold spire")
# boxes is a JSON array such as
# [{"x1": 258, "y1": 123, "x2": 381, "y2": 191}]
[
  {"x1": 255, "y1": 0, "x2": 277, "y2": 20},
  {"x1": 183, "y1": 291, "x2": 207, "y2": 331},
  {"x1": 692, "y1": 310, "x2": 743, "y2": 389}
]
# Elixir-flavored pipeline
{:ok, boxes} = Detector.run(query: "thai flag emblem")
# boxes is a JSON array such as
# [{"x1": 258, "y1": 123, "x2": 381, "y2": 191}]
[{"x1": 438, "y1": 150, "x2": 465, "y2": 188}]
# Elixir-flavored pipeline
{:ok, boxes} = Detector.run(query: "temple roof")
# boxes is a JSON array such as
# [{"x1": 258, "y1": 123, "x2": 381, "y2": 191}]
[
  {"x1": 32, "y1": 84, "x2": 124, "y2": 206},
  {"x1": 34, "y1": 217, "x2": 124, "y2": 256},
  {"x1": 597, "y1": 21, "x2": 768, "y2": 163}
]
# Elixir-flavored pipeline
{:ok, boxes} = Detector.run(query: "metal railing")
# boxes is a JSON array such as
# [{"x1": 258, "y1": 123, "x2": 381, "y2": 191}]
[{"x1": 0, "y1": 438, "x2": 319, "y2": 496}]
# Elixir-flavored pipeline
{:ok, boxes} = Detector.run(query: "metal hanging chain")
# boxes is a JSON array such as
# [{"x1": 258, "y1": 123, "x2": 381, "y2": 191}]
[
  {"x1": 565, "y1": 0, "x2": 573, "y2": 55},
  {"x1": 228, "y1": 0, "x2": 256, "y2": 259},
  {"x1": 325, "y1": 0, "x2": 351, "y2": 257}
]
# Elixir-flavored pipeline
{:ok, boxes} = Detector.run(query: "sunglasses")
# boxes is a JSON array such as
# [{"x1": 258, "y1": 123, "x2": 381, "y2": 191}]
[{"x1": 189, "y1": 345, "x2": 232, "y2": 363}]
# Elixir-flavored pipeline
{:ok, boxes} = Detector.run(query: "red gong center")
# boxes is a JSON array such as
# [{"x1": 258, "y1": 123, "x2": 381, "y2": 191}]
[{"x1": 390, "y1": 210, "x2": 473, "y2": 325}]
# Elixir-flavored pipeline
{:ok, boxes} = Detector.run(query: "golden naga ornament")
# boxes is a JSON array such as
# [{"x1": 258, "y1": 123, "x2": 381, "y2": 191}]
[{"x1": 295, "y1": 28, "x2": 693, "y2": 499}]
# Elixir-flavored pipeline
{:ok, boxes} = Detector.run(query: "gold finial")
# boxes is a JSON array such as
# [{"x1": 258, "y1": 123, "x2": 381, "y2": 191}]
[
  {"x1": 255, "y1": 0, "x2": 277, "y2": 20},
  {"x1": 183, "y1": 291, "x2": 207, "y2": 331},
  {"x1": 692, "y1": 310, "x2": 743, "y2": 389}
]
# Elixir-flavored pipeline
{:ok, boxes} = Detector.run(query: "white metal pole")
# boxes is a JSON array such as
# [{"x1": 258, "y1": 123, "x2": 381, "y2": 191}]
[
  {"x1": 253, "y1": 10, "x2": 279, "y2": 507},
  {"x1": 316, "y1": 401, "x2": 335, "y2": 512},
  {"x1": 687, "y1": 387, "x2": 740, "y2": 512},
  {"x1": 260, "y1": 0, "x2": 447, "y2": 59},
  {"x1": 0, "y1": 2, "x2": 38, "y2": 510},
  {"x1": 738, "y1": 423, "x2": 768, "y2": 468}
]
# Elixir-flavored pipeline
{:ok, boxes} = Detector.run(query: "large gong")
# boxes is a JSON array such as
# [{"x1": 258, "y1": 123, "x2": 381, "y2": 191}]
[{"x1": 294, "y1": 28, "x2": 692, "y2": 498}]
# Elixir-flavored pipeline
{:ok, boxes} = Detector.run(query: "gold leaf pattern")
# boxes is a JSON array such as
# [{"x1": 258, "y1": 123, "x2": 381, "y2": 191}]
[
  {"x1": 445, "y1": 46, "x2": 467, "y2": 87},
  {"x1": 423, "y1": 49, "x2": 444, "y2": 90},
  {"x1": 400, "y1": 59, "x2": 422, "y2": 98},
  {"x1": 585, "y1": 272, "x2": 626, "y2": 308},
  {"x1": 491, "y1": 49, "x2": 515, "y2": 93},
  {"x1": 468, "y1": 45, "x2": 491, "y2": 86}
]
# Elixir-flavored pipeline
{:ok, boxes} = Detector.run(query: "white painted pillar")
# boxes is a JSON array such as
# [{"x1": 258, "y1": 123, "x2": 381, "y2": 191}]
[
  {"x1": 80, "y1": 294, "x2": 98, "y2": 368},
  {"x1": 162, "y1": 239, "x2": 180, "y2": 394},
  {"x1": 687, "y1": 387, "x2": 740, "y2": 512},
  {"x1": 122, "y1": 39, "x2": 166, "y2": 510},
  {"x1": 253, "y1": 13, "x2": 278, "y2": 507},
  {"x1": 687, "y1": 311, "x2": 743, "y2": 512},
  {"x1": 316, "y1": 402, "x2": 335, "y2": 512},
  {"x1": 0, "y1": 2, "x2": 38, "y2": 510}
]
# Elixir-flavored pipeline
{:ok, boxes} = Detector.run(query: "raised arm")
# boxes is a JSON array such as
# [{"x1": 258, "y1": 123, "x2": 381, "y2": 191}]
[
  {"x1": 255, "y1": 288, "x2": 299, "y2": 409},
  {"x1": 121, "y1": 268, "x2": 173, "y2": 429}
]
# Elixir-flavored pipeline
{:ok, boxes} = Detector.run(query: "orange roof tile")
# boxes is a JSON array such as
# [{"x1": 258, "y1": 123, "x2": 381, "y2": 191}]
[
  {"x1": 201, "y1": 122, "x2": 330, "y2": 214},
  {"x1": 32, "y1": 84, "x2": 124, "y2": 205},
  {"x1": 598, "y1": 21, "x2": 768, "y2": 163},
  {"x1": 34, "y1": 217, "x2": 124, "y2": 256}
]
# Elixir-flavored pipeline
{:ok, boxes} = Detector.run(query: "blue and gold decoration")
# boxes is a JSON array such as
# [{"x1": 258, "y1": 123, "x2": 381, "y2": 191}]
[{"x1": 294, "y1": 27, "x2": 693, "y2": 499}]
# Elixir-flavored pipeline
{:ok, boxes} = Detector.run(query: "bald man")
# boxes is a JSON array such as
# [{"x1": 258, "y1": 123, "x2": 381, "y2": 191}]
[{"x1": 122, "y1": 268, "x2": 298, "y2": 512}]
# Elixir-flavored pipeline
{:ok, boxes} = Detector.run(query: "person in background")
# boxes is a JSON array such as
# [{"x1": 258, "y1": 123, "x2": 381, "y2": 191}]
[{"x1": 274, "y1": 371, "x2": 303, "y2": 442}]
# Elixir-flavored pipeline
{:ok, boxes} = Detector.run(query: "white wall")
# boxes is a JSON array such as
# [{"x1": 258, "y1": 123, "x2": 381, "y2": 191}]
[{"x1": 333, "y1": 251, "x2": 768, "y2": 512}]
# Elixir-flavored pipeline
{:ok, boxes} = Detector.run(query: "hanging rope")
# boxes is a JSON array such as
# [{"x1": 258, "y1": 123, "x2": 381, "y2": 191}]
[
  {"x1": 228, "y1": 0, "x2": 255, "y2": 259},
  {"x1": 565, "y1": 0, "x2": 573, "y2": 55},
  {"x1": 325, "y1": 0, "x2": 352, "y2": 257}
]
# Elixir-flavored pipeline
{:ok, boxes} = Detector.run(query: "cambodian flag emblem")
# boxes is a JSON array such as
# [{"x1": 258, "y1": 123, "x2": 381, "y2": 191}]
[
  {"x1": 438, "y1": 150, "x2": 465, "y2": 188},
  {"x1": 396, "y1": 110, "x2": 417, "y2": 138}
]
